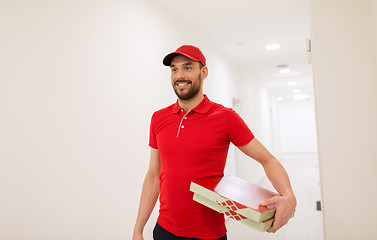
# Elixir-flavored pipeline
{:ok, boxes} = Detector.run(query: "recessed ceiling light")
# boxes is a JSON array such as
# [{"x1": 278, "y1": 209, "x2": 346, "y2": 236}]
[
  {"x1": 277, "y1": 97, "x2": 284, "y2": 101},
  {"x1": 265, "y1": 43, "x2": 280, "y2": 50},
  {"x1": 293, "y1": 89, "x2": 301, "y2": 93},
  {"x1": 280, "y1": 68, "x2": 291, "y2": 74},
  {"x1": 288, "y1": 81, "x2": 298, "y2": 86},
  {"x1": 293, "y1": 94, "x2": 310, "y2": 101}
]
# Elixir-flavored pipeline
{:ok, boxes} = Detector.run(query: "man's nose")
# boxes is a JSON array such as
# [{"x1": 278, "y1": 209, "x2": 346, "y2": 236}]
[{"x1": 175, "y1": 70, "x2": 186, "y2": 80}]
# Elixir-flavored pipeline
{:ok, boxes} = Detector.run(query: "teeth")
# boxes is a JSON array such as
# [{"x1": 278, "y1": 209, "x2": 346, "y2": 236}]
[{"x1": 177, "y1": 83, "x2": 188, "y2": 86}]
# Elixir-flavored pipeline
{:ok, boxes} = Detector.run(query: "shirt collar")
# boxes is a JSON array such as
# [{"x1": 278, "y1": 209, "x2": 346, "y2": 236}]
[{"x1": 171, "y1": 95, "x2": 211, "y2": 114}]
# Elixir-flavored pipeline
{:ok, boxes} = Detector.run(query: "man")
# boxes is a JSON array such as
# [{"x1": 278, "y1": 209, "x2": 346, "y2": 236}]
[{"x1": 132, "y1": 45, "x2": 296, "y2": 240}]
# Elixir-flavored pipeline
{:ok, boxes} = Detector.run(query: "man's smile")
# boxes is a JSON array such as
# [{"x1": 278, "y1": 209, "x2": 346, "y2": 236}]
[{"x1": 175, "y1": 81, "x2": 192, "y2": 88}]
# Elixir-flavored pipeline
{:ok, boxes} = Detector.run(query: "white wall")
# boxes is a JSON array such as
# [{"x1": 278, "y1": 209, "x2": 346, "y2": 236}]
[
  {"x1": 238, "y1": 73, "x2": 272, "y2": 148},
  {"x1": 311, "y1": 0, "x2": 377, "y2": 239},
  {"x1": 277, "y1": 100, "x2": 318, "y2": 153},
  {"x1": 233, "y1": 68, "x2": 273, "y2": 185},
  {"x1": 0, "y1": 1, "x2": 243, "y2": 239}
]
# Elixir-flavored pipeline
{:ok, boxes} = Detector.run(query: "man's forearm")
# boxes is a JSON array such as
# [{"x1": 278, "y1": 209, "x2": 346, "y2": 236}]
[
  {"x1": 262, "y1": 157, "x2": 295, "y2": 197},
  {"x1": 238, "y1": 139, "x2": 295, "y2": 197},
  {"x1": 133, "y1": 172, "x2": 160, "y2": 235},
  {"x1": 238, "y1": 138, "x2": 296, "y2": 232}
]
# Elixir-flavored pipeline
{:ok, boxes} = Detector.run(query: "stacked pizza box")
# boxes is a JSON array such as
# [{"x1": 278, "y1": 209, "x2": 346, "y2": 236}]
[{"x1": 190, "y1": 175, "x2": 279, "y2": 232}]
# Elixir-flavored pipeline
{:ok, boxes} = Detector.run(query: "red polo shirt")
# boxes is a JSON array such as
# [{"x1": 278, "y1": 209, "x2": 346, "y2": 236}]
[{"x1": 149, "y1": 95, "x2": 254, "y2": 239}]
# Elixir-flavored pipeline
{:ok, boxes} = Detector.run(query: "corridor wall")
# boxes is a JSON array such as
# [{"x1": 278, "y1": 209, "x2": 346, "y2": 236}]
[
  {"x1": 311, "y1": 0, "x2": 377, "y2": 239},
  {"x1": 0, "y1": 0, "x2": 243, "y2": 239}
]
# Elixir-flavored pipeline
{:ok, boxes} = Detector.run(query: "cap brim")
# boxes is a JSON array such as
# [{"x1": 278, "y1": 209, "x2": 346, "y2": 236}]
[
  {"x1": 163, "y1": 52, "x2": 202, "y2": 66},
  {"x1": 163, "y1": 53, "x2": 180, "y2": 66}
]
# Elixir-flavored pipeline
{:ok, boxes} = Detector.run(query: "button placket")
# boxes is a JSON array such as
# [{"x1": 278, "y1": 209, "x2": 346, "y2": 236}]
[{"x1": 176, "y1": 110, "x2": 190, "y2": 137}]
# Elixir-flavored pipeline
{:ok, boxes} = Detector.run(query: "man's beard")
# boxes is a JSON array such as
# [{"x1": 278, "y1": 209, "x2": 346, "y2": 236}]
[{"x1": 173, "y1": 74, "x2": 202, "y2": 101}]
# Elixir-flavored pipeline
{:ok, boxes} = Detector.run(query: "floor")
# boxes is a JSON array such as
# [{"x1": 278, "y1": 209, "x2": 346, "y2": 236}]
[{"x1": 226, "y1": 153, "x2": 324, "y2": 240}]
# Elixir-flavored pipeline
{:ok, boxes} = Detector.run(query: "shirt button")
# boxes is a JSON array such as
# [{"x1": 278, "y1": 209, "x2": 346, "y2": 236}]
[
  {"x1": 181, "y1": 126, "x2": 184, "y2": 128},
  {"x1": 184, "y1": 117, "x2": 187, "y2": 119},
  {"x1": 181, "y1": 109, "x2": 184, "y2": 112}
]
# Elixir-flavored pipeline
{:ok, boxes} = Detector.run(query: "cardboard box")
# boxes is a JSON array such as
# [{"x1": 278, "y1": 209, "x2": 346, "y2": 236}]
[{"x1": 190, "y1": 175, "x2": 280, "y2": 232}]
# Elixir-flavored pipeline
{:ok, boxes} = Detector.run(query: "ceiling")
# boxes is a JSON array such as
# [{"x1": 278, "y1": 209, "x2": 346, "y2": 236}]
[{"x1": 153, "y1": 0, "x2": 313, "y2": 101}]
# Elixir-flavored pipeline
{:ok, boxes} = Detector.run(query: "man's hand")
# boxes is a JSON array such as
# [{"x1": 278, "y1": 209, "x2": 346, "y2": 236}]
[{"x1": 260, "y1": 194, "x2": 296, "y2": 233}]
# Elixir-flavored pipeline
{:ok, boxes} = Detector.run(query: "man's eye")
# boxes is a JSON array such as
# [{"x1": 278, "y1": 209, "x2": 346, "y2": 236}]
[
  {"x1": 171, "y1": 68, "x2": 177, "y2": 72},
  {"x1": 185, "y1": 67, "x2": 191, "y2": 70}
]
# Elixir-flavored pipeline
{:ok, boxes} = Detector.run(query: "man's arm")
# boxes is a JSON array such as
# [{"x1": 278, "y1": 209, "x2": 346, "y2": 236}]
[
  {"x1": 132, "y1": 148, "x2": 161, "y2": 240},
  {"x1": 238, "y1": 138, "x2": 296, "y2": 233}
]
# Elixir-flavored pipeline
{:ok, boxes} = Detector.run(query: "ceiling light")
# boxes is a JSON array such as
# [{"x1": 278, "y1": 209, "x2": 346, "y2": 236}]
[
  {"x1": 288, "y1": 81, "x2": 298, "y2": 86},
  {"x1": 280, "y1": 68, "x2": 291, "y2": 74},
  {"x1": 293, "y1": 94, "x2": 310, "y2": 101},
  {"x1": 293, "y1": 89, "x2": 301, "y2": 93},
  {"x1": 265, "y1": 43, "x2": 280, "y2": 50},
  {"x1": 277, "y1": 97, "x2": 283, "y2": 101}
]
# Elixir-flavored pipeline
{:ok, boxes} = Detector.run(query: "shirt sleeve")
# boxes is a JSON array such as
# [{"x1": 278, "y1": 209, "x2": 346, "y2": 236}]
[
  {"x1": 149, "y1": 112, "x2": 158, "y2": 149},
  {"x1": 226, "y1": 109, "x2": 254, "y2": 147}
]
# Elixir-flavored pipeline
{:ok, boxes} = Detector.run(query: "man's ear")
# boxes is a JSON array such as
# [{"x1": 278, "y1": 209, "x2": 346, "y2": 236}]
[{"x1": 201, "y1": 66, "x2": 208, "y2": 79}]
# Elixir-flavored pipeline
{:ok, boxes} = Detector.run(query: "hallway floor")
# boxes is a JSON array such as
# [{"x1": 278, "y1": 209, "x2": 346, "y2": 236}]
[{"x1": 226, "y1": 153, "x2": 324, "y2": 240}]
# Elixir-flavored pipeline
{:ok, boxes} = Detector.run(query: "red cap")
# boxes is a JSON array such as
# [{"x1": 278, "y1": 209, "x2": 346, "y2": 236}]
[{"x1": 163, "y1": 45, "x2": 206, "y2": 66}]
